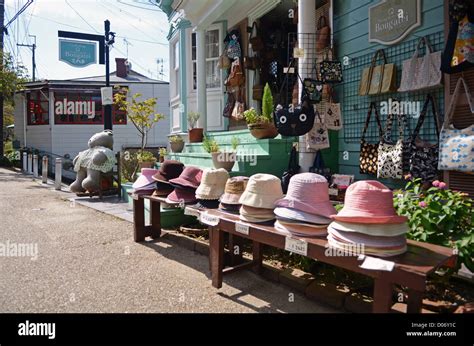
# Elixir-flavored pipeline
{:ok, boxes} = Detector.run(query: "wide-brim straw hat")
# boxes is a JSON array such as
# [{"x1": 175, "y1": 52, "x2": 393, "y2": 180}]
[
  {"x1": 274, "y1": 173, "x2": 336, "y2": 218},
  {"x1": 331, "y1": 180, "x2": 408, "y2": 224},
  {"x1": 274, "y1": 207, "x2": 332, "y2": 225},
  {"x1": 328, "y1": 225, "x2": 407, "y2": 249},
  {"x1": 220, "y1": 176, "x2": 249, "y2": 205},
  {"x1": 195, "y1": 168, "x2": 230, "y2": 200},
  {"x1": 133, "y1": 168, "x2": 159, "y2": 190},
  {"x1": 329, "y1": 220, "x2": 408, "y2": 237},
  {"x1": 152, "y1": 160, "x2": 184, "y2": 184},
  {"x1": 239, "y1": 174, "x2": 283, "y2": 209},
  {"x1": 275, "y1": 220, "x2": 327, "y2": 237},
  {"x1": 327, "y1": 234, "x2": 407, "y2": 257}
]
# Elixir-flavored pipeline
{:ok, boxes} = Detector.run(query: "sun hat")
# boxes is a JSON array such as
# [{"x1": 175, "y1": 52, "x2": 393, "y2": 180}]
[
  {"x1": 274, "y1": 207, "x2": 332, "y2": 225},
  {"x1": 274, "y1": 173, "x2": 336, "y2": 218},
  {"x1": 239, "y1": 174, "x2": 284, "y2": 209},
  {"x1": 195, "y1": 168, "x2": 230, "y2": 200},
  {"x1": 196, "y1": 199, "x2": 220, "y2": 209},
  {"x1": 133, "y1": 168, "x2": 159, "y2": 191},
  {"x1": 220, "y1": 176, "x2": 249, "y2": 205},
  {"x1": 327, "y1": 225, "x2": 406, "y2": 249},
  {"x1": 326, "y1": 234, "x2": 407, "y2": 257},
  {"x1": 219, "y1": 202, "x2": 241, "y2": 214},
  {"x1": 329, "y1": 220, "x2": 408, "y2": 237},
  {"x1": 275, "y1": 220, "x2": 327, "y2": 237},
  {"x1": 240, "y1": 204, "x2": 275, "y2": 216},
  {"x1": 166, "y1": 187, "x2": 197, "y2": 204},
  {"x1": 239, "y1": 213, "x2": 275, "y2": 224},
  {"x1": 169, "y1": 166, "x2": 203, "y2": 189},
  {"x1": 331, "y1": 180, "x2": 408, "y2": 224},
  {"x1": 152, "y1": 160, "x2": 185, "y2": 184},
  {"x1": 152, "y1": 182, "x2": 174, "y2": 197}
]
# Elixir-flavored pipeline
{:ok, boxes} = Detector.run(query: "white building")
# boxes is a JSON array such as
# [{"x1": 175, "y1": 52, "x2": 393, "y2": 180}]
[{"x1": 14, "y1": 58, "x2": 170, "y2": 159}]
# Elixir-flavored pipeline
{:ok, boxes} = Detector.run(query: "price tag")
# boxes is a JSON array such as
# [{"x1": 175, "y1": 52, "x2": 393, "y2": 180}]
[
  {"x1": 293, "y1": 47, "x2": 305, "y2": 58},
  {"x1": 285, "y1": 237, "x2": 308, "y2": 256},
  {"x1": 200, "y1": 212, "x2": 220, "y2": 226},
  {"x1": 235, "y1": 222, "x2": 249, "y2": 235},
  {"x1": 184, "y1": 207, "x2": 200, "y2": 218}
]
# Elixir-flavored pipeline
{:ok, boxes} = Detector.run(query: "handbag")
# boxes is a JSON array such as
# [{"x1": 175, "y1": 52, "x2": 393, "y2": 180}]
[
  {"x1": 302, "y1": 77, "x2": 323, "y2": 104},
  {"x1": 377, "y1": 113, "x2": 405, "y2": 179},
  {"x1": 359, "y1": 49, "x2": 397, "y2": 96},
  {"x1": 281, "y1": 146, "x2": 301, "y2": 194},
  {"x1": 309, "y1": 150, "x2": 331, "y2": 181},
  {"x1": 218, "y1": 43, "x2": 231, "y2": 69},
  {"x1": 306, "y1": 110, "x2": 330, "y2": 151},
  {"x1": 409, "y1": 94, "x2": 442, "y2": 183},
  {"x1": 232, "y1": 101, "x2": 245, "y2": 121},
  {"x1": 441, "y1": 6, "x2": 474, "y2": 74},
  {"x1": 224, "y1": 60, "x2": 245, "y2": 88},
  {"x1": 359, "y1": 102, "x2": 383, "y2": 175},
  {"x1": 249, "y1": 22, "x2": 264, "y2": 52},
  {"x1": 439, "y1": 77, "x2": 474, "y2": 172},
  {"x1": 274, "y1": 60, "x2": 316, "y2": 137},
  {"x1": 399, "y1": 36, "x2": 443, "y2": 92},
  {"x1": 223, "y1": 92, "x2": 236, "y2": 118},
  {"x1": 319, "y1": 49, "x2": 343, "y2": 84},
  {"x1": 316, "y1": 16, "x2": 331, "y2": 51},
  {"x1": 325, "y1": 89, "x2": 343, "y2": 131}
]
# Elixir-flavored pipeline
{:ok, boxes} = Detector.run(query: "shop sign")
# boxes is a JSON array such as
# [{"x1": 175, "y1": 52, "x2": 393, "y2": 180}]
[
  {"x1": 369, "y1": 0, "x2": 421, "y2": 45},
  {"x1": 55, "y1": 99, "x2": 96, "y2": 119},
  {"x1": 59, "y1": 39, "x2": 97, "y2": 67}
]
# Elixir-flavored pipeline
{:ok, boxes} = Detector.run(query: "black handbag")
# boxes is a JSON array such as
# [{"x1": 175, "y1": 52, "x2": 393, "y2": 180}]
[
  {"x1": 359, "y1": 102, "x2": 383, "y2": 175},
  {"x1": 281, "y1": 146, "x2": 300, "y2": 194},
  {"x1": 319, "y1": 49, "x2": 343, "y2": 84},
  {"x1": 274, "y1": 60, "x2": 316, "y2": 137},
  {"x1": 409, "y1": 94, "x2": 442, "y2": 183},
  {"x1": 302, "y1": 78, "x2": 323, "y2": 104},
  {"x1": 309, "y1": 150, "x2": 331, "y2": 181}
]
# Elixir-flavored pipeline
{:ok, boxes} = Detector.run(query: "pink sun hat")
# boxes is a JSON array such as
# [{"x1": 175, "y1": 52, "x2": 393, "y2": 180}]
[
  {"x1": 331, "y1": 180, "x2": 408, "y2": 224},
  {"x1": 132, "y1": 168, "x2": 159, "y2": 191},
  {"x1": 274, "y1": 173, "x2": 336, "y2": 218}
]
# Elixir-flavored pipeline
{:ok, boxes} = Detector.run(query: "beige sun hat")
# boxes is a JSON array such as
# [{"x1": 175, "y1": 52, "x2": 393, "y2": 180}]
[
  {"x1": 239, "y1": 174, "x2": 284, "y2": 209},
  {"x1": 195, "y1": 168, "x2": 230, "y2": 200}
]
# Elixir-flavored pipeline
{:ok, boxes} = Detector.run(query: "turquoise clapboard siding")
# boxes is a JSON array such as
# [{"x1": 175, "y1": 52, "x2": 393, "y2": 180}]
[{"x1": 333, "y1": 0, "x2": 445, "y2": 186}]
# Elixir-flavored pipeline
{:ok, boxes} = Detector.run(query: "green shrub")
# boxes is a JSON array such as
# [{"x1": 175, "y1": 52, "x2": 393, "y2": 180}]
[
  {"x1": 262, "y1": 83, "x2": 274, "y2": 121},
  {"x1": 0, "y1": 156, "x2": 12, "y2": 167},
  {"x1": 202, "y1": 136, "x2": 219, "y2": 153},
  {"x1": 394, "y1": 178, "x2": 474, "y2": 272}
]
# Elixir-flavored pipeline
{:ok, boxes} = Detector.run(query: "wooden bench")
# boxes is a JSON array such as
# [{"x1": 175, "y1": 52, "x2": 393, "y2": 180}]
[
  {"x1": 129, "y1": 194, "x2": 168, "y2": 242},
  {"x1": 185, "y1": 206, "x2": 457, "y2": 313}
]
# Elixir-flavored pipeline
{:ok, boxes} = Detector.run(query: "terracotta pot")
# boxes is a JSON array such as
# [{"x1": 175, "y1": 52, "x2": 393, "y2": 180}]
[
  {"x1": 170, "y1": 141, "x2": 184, "y2": 153},
  {"x1": 248, "y1": 122, "x2": 279, "y2": 139},
  {"x1": 211, "y1": 152, "x2": 236, "y2": 172},
  {"x1": 188, "y1": 128, "x2": 204, "y2": 143},
  {"x1": 138, "y1": 161, "x2": 156, "y2": 169}
]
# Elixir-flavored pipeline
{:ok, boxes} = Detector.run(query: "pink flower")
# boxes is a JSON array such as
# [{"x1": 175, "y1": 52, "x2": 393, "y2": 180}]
[
  {"x1": 439, "y1": 182, "x2": 447, "y2": 190},
  {"x1": 432, "y1": 180, "x2": 440, "y2": 187},
  {"x1": 419, "y1": 201, "x2": 427, "y2": 208}
]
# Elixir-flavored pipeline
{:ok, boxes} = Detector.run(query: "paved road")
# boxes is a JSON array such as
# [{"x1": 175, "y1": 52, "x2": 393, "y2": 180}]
[{"x1": 0, "y1": 168, "x2": 336, "y2": 313}]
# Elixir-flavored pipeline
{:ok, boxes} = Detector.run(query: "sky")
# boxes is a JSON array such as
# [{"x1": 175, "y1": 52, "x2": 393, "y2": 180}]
[{"x1": 3, "y1": 0, "x2": 171, "y2": 81}]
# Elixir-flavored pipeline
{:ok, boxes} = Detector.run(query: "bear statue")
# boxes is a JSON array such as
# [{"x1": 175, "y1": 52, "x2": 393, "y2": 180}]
[{"x1": 70, "y1": 130, "x2": 117, "y2": 193}]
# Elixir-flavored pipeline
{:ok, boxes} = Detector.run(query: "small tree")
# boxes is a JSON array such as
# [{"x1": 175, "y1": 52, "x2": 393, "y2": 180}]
[
  {"x1": 114, "y1": 88, "x2": 165, "y2": 178},
  {"x1": 262, "y1": 83, "x2": 274, "y2": 122}
]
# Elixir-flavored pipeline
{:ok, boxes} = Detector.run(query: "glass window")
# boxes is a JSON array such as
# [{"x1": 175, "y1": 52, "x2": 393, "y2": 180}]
[
  {"x1": 192, "y1": 29, "x2": 221, "y2": 90},
  {"x1": 173, "y1": 40, "x2": 180, "y2": 97},
  {"x1": 53, "y1": 90, "x2": 126, "y2": 125},
  {"x1": 27, "y1": 91, "x2": 49, "y2": 125}
]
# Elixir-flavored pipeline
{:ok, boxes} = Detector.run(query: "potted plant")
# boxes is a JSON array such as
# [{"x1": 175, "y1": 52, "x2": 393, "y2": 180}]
[
  {"x1": 203, "y1": 135, "x2": 238, "y2": 171},
  {"x1": 158, "y1": 147, "x2": 167, "y2": 163},
  {"x1": 137, "y1": 150, "x2": 156, "y2": 169},
  {"x1": 187, "y1": 111, "x2": 203, "y2": 143},
  {"x1": 169, "y1": 135, "x2": 185, "y2": 153},
  {"x1": 243, "y1": 83, "x2": 279, "y2": 139}
]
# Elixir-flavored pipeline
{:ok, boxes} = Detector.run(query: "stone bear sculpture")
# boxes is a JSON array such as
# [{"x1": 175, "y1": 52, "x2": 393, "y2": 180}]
[{"x1": 70, "y1": 130, "x2": 117, "y2": 193}]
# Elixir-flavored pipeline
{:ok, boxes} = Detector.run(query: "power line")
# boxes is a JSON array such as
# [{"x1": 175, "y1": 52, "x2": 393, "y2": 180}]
[
  {"x1": 4, "y1": 0, "x2": 33, "y2": 32},
  {"x1": 115, "y1": 0, "x2": 163, "y2": 12},
  {"x1": 65, "y1": 0, "x2": 100, "y2": 34}
]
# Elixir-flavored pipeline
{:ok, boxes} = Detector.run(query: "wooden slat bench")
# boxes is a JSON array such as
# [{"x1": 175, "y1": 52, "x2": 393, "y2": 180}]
[{"x1": 185, "y1": 206, "x2": 457, "y2": 314}]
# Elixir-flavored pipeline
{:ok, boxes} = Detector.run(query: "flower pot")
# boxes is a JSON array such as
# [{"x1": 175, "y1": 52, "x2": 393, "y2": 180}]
[
  {"x1": 138, "y1": 160, "x2": 156, "y2": 169},
  {"x1": 248, "y1": 122, "x2": 279, "y2": 139},
  {"x1": 188, "y1": 128, "x2": 204, "y2": 143},
  {"x1": 211, "y1": 152, "x2": 236, "y2": 171},
  {"x1": 170, "y1": 141, "x2": 185, "y2": 153}
]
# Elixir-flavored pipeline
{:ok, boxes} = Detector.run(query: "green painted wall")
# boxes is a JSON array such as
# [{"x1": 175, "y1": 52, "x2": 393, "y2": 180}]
[{"x1": 333, "y1": 0, "x2": 445, "y2": 187}]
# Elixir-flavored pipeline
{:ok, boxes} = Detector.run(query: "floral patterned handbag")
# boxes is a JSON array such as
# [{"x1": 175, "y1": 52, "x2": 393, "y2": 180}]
[
  {"x1": 319, "y1": 49, "x2": 343, "y2": 84},
  {"x1": 359, "y1": 102, "x2": 383, "y2": 175},
  {"x1": 409, "y1": 94, "x2": 442, "y2": 182},
  {"x1": 377, "y1": 113, "x2": 406, "y2": 179},
  {"x1": 438, "y1": 77, "x2": 474, "y2": 172}
]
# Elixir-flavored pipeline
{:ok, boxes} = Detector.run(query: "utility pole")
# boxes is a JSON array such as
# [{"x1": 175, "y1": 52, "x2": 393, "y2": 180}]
[
  {"x1": 0, "y1": 0, "x2": 5, "y2": 159},
  {"x1": 17, "y1": 35, "x2": 36, "y2": 82},
  {"x1": 104, "y1": 20, "x2": 115, "y2": 131}
]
